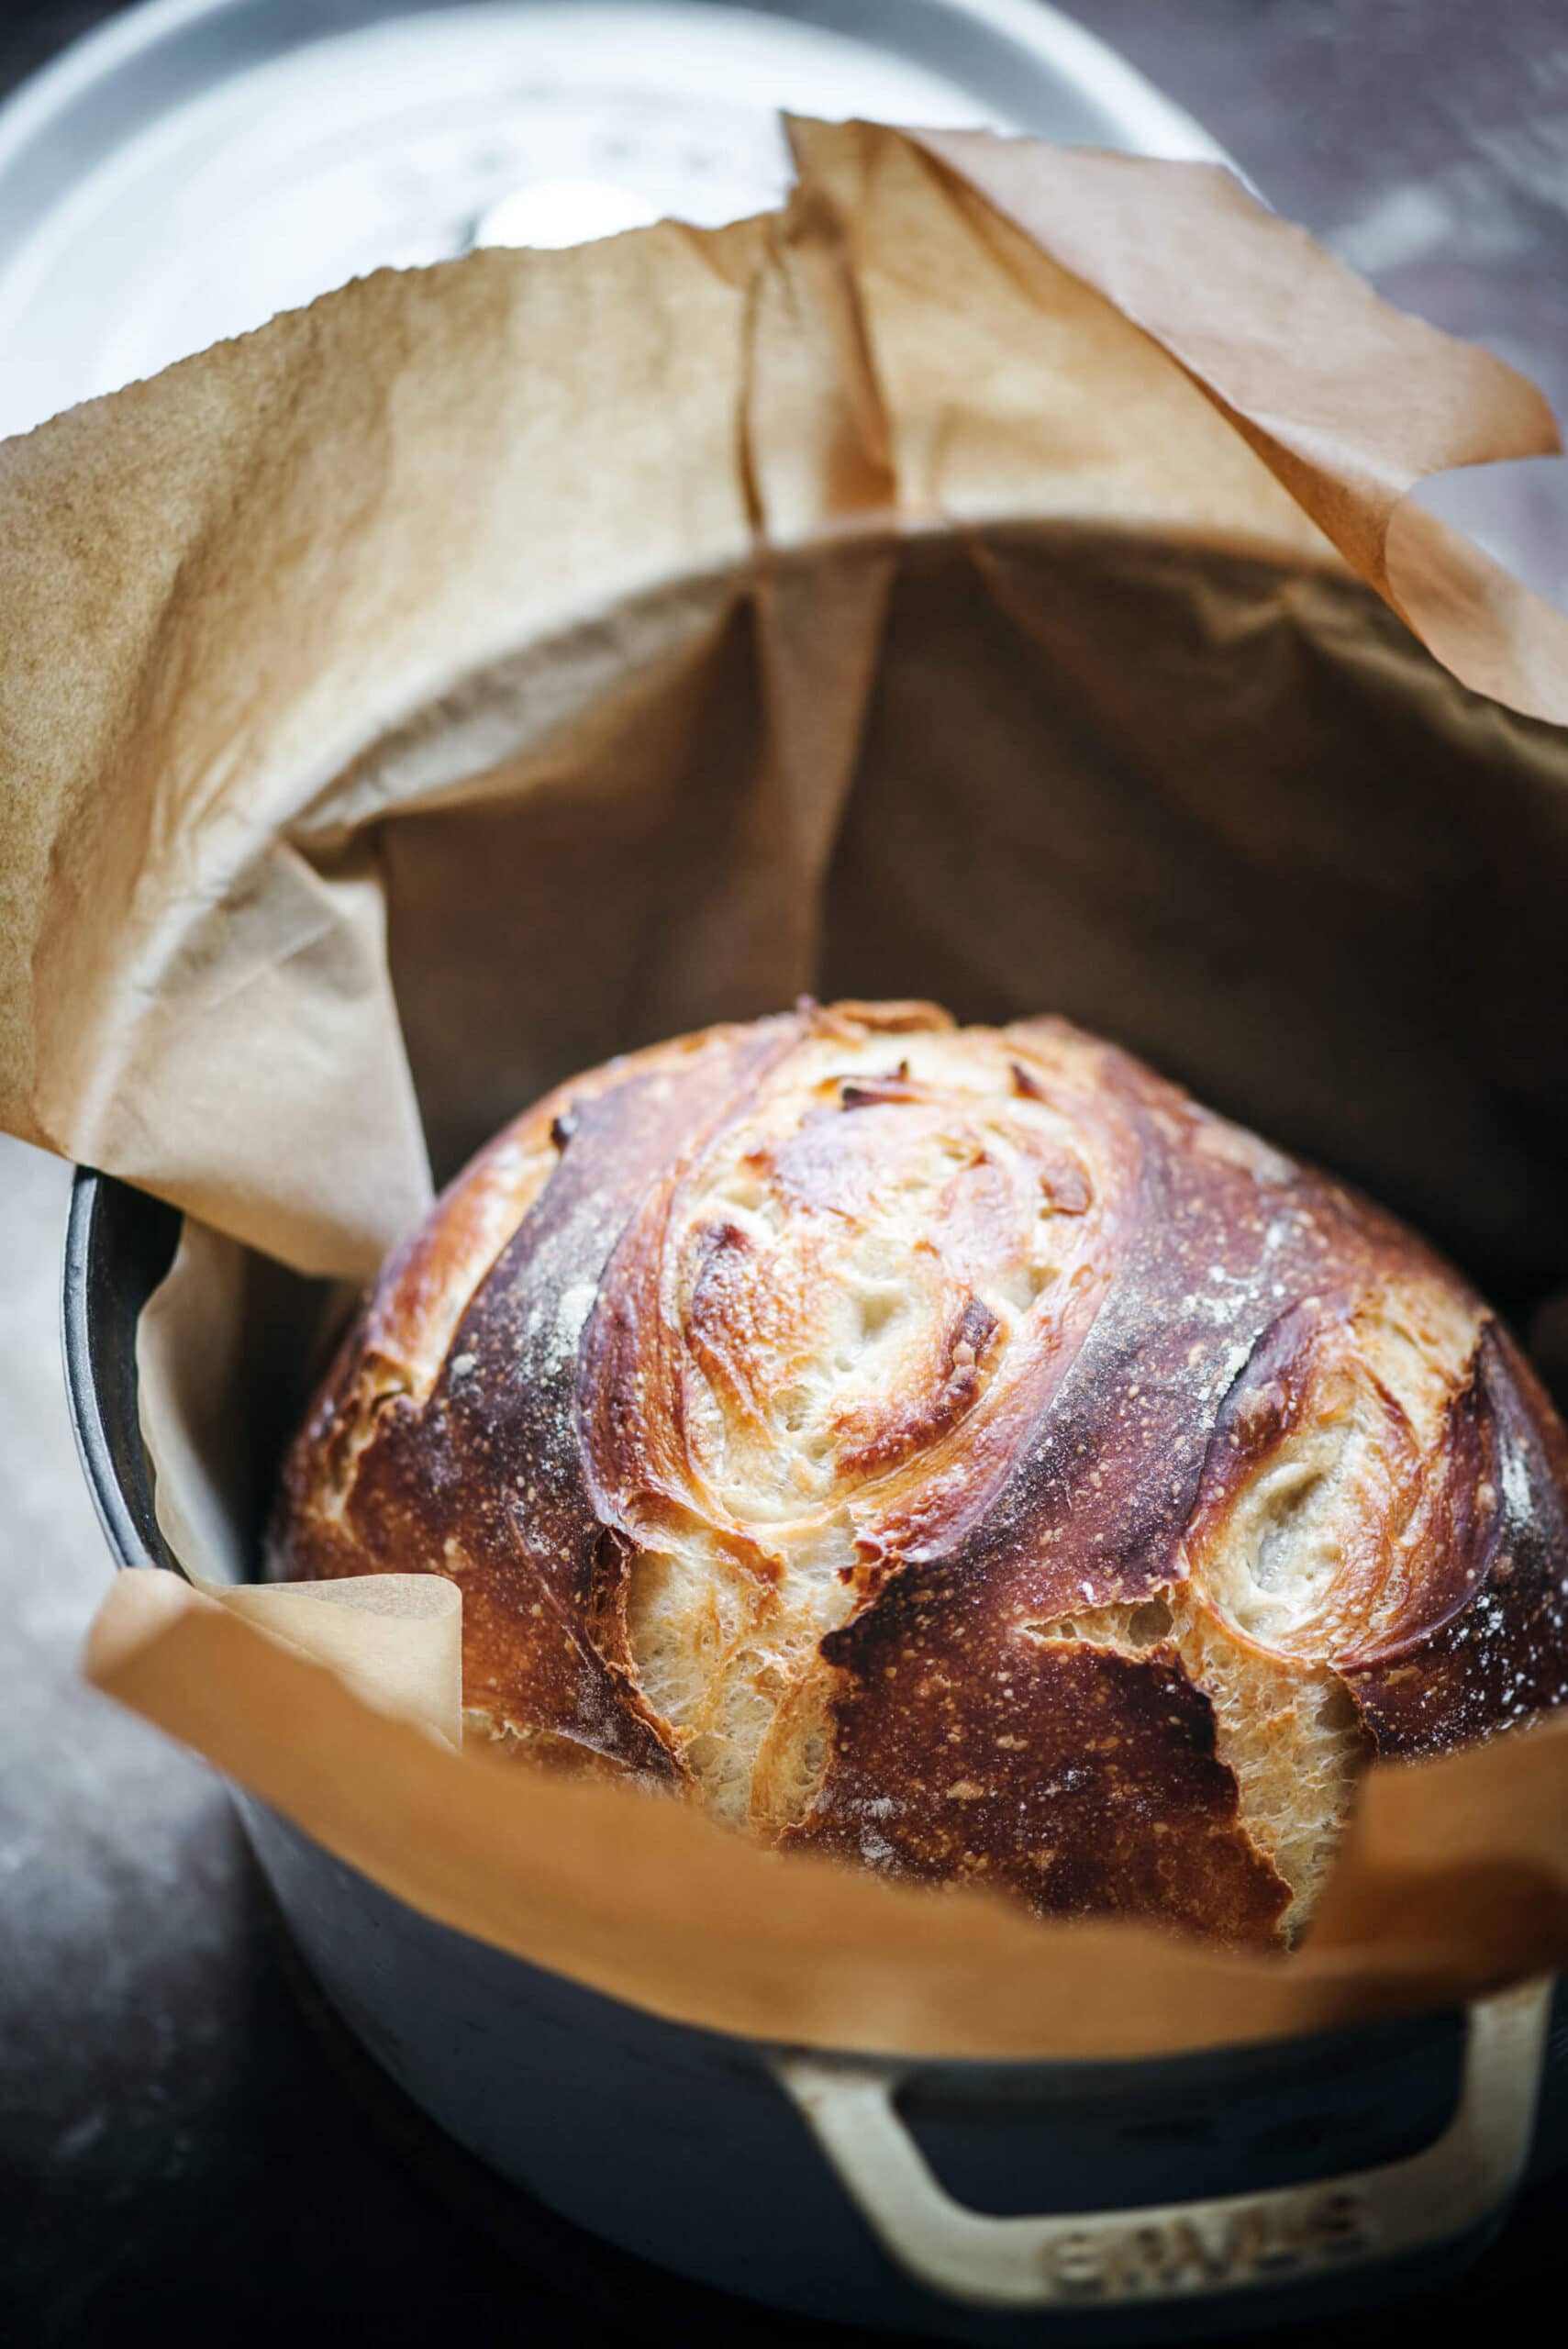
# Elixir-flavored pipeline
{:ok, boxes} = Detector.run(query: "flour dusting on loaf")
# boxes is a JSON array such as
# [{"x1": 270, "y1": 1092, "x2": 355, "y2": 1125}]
[{"x1": 273, "y1": 1002, "x2": 1568, "y2": 1946}]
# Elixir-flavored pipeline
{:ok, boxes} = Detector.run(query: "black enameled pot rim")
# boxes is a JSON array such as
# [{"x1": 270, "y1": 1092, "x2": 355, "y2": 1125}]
[{"x1": 61, "y1": 1165, "x2": 182, "y2": 1580}]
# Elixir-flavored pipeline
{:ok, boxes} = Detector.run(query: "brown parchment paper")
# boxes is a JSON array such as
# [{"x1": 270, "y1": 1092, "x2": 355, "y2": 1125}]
[
  {"x1": 135, "y1": 1219, "x2": 462, "y2": 1742},
  {"x1": 6, "y1": 118, "x2": 1568, "y2": 2054},
  {"x1": 83, "y1": 1570, "x2": 1568, "y2": 2058}
]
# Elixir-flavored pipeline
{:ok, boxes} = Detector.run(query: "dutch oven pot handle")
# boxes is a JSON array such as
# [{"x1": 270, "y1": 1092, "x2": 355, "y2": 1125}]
[{"x1": 773, "y1": 1978, "x2": 1552, "y2": 2310}]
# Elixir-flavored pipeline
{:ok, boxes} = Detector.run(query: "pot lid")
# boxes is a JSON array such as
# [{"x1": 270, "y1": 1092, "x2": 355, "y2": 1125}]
[{"x1": 0, "y1": 0, "x2": 1226, "y2": 439}]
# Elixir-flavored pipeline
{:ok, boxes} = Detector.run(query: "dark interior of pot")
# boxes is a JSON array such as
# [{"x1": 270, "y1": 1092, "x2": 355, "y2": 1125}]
[{"x1": 373, "y1": 526, "x2": 1568, "y2": 1336}]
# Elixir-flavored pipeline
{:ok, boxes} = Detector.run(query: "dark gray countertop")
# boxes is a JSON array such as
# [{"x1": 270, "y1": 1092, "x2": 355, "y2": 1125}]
[{"x1": 3, "y1": 4, "x2": 1566, "y2": 2343}]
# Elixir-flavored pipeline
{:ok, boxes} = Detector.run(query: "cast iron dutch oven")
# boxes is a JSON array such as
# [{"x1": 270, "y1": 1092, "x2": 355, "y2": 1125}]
[{"x1": 61, "y1": 1166, "x2": 1568, "y2": 2344}]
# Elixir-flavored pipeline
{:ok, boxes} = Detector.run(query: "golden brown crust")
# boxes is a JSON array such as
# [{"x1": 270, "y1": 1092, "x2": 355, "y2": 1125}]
[
  {"x1": 791, "y1": 1624, "x2": 1293, "y2": 1944},
  {"x1": 272, "y1": 1001, "x2": 1568, "y2": 1946},
  {"x1": 277, "y1": 1018, "x2": 797, "y2": 1769},
  {"x1": 1340, "y1": 1323, "x2": 1568, "y2": 1749}
]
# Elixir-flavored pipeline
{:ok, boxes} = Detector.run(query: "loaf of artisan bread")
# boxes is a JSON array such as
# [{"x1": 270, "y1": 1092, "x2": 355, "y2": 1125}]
[{"x1": 272, "y1": 1001, "x2": 1568, "y2": 1945}]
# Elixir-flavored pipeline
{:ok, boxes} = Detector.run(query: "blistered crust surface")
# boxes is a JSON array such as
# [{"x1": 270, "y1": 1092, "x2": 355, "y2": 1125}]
[{"x1": 274, "y1": 1003, "x2": 1568, "y2": 1946}]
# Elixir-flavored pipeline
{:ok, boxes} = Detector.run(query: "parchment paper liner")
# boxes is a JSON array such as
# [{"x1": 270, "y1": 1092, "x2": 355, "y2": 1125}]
[{"x1": 5, "y1": 119, "x2": 1568, "y2": 2057}]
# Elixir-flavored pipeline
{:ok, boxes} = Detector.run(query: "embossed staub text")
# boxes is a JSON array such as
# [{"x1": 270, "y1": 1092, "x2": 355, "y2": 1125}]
[{"x1": 1040, "y1": 2190, "x2": 1373, "y2": 2299}]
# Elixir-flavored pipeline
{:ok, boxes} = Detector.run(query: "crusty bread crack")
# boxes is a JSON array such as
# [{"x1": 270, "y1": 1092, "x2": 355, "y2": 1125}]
[{"x1": 273, "y1": 1002, "x2": 1568, "y2": 1947}]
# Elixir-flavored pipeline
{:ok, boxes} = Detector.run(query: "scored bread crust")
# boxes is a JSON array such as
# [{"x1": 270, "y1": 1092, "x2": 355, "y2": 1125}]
[{"x1": 273, "y1": 1001, "x2": 1568, "y2": 1946}]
